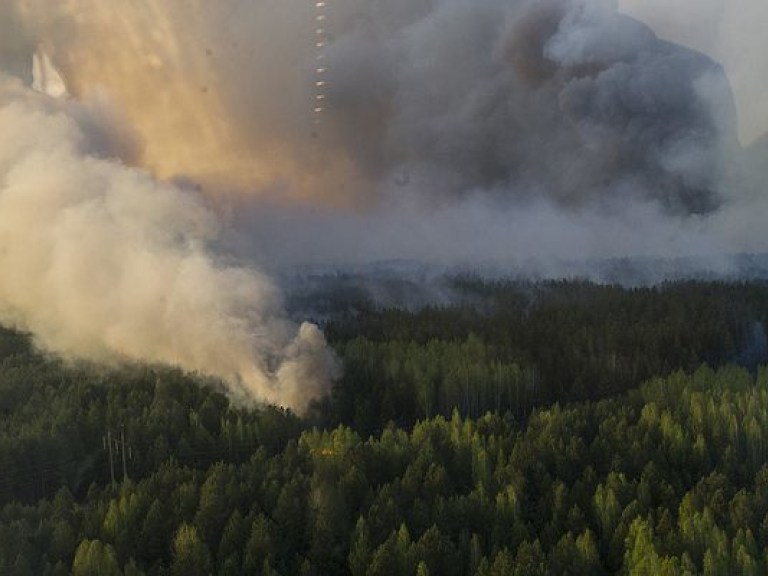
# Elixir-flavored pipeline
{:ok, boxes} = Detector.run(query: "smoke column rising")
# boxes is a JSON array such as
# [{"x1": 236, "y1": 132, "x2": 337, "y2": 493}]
[
  {"x1": 0, "y1": 0, "x2": 767, "y2": 406},
  {"x1": 11, "y1": 0, "x2": 751, "y2": 212},
  {"x1": 0, "y1": 4, "x2": 337, "y2": 413}
]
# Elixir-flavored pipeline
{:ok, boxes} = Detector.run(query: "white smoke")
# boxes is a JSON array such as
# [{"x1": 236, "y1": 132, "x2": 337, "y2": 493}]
[{"x1": 0, "y1": 73, "x2": 336, "y2": 414}]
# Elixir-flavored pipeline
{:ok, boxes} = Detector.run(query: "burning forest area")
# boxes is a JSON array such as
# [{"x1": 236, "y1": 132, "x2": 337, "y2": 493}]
[{"x1": 1, "y1": 1, "x2": 768, "y2": 574}]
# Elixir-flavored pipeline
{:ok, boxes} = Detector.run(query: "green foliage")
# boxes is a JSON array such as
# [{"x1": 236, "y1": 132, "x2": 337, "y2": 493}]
[
  {"x1": 3, "y1": 280, "x2": 768, "y2": 574},
  {"x1": 72, "y1": 539, "x2": 121, "y2": 576},
  {"x1": 6, "y1": 364, "x2": 768, "y2": 574},
  {"x1": 170, "y1": 524, "x2": 212, "y2": 576},
  {"x1": 327, "y1": 280, "x2": 768, "y2": 427}
]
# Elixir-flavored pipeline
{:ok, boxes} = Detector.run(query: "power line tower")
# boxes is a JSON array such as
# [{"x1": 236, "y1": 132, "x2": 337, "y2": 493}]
[{"x1": 103, "y1": 427, "x2": 133, "y2": 486}]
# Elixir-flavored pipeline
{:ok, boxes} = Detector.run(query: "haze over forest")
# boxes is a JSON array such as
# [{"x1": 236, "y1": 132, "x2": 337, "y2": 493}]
[
  {"x1": 0, "y1": 0, "x2": 767, "y2": 411},
  {"x1": 3, "y1": 1, "x2": 768, "y2": 575}
]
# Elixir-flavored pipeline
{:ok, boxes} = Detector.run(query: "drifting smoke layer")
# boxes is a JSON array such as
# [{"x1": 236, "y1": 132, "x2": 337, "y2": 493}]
[
  {"x1": 12, "y1": 0, "x2": 743, "y2": 215},
  {"x1": 0, "y1": 0, "x2": 766, "y2": 405},
  {"x1": 0, "y1": 71, "x2": 336, "y2": 413},
  {"x1": 218, "y1": 0, "x2": 766, "y2": 267},
  {"x1": 318, "y1": 0, "x2": 737, "y2": 215}
]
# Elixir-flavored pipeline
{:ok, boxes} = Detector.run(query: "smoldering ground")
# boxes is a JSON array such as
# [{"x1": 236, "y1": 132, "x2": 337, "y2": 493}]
[{"x1": 0, "y1": 0, "x2": 767, "y2": 409}]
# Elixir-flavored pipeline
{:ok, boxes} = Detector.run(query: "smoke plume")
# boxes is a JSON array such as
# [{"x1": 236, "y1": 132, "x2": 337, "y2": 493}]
[
  {"x1": 0, "y1": 0, "x2": 766, "y2": 404},
  {"x1": 213, "y1": 0, "x2": 763, "y2": 267},
  {"x1": 0, "y1": 4, "x2": 337, "y2": 413},
  {"x1": 10, "y1": 0, "x2": 748, "y2": 212}
]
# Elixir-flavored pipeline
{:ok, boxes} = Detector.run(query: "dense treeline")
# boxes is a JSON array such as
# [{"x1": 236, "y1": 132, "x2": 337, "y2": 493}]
[
  {"x1": 0, "y1": 328, "x2": 302, "y2": 505},
  {"x1": 326, "y1": 280, "x2": 768, "y2": 427},
  {"x1": 5, "y1": 366, "x2": 768, "y2": 574},
  {"x1": 3, "y1": 279, "x2": 768, "y2": 574}
]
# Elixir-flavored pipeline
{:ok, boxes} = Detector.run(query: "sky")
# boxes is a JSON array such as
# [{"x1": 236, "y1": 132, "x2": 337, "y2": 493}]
[{"x1": 620, "y1": 0, "x2": 768, "y2": 145}]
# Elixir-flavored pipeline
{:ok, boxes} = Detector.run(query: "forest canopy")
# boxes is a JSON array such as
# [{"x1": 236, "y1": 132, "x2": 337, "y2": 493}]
[{"x1": 2, "y1": 279, "x2": 768, "y2": 575}]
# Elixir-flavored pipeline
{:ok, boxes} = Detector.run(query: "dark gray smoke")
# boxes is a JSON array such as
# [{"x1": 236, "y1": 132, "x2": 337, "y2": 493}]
[
  {"x1": 0, "y1": 0, "x2": 766, "y2": 381},
  {"x1": 620, "y1": 0, "x2": 768, "y2": 147},
  {"x1": 8, "y1": 0, "x2": 747, "y2": 218},
  {"x1": 317, "y1": 0, "x2": 737, "y2": 215},
  {"x1": 223, "y1": 0, "x2": 764, "y2": 270}
]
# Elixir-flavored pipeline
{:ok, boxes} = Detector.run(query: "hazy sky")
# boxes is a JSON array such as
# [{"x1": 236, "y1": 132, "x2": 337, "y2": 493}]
[{"x1": 620, "y1": 0, "x2": 768, "y2": 145}]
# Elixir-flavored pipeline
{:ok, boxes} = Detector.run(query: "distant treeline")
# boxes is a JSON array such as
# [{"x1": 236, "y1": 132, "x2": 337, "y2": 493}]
[{"x1": 324, "y1": 279, "x2": 768, "y2": 427}]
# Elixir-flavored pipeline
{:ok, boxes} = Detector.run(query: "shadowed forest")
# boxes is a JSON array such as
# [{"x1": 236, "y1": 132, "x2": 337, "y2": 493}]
[{"x1": 3, "y1": 279, "x2": 768, "y2": 575}]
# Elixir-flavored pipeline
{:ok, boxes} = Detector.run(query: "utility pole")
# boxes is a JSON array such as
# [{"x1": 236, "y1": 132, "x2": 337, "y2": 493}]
[
  {"x1": 105, "y1": 429, "x2": 115, "y2": 486},
  {"x1": 120, "y1": 427, "x2": 129, "y2": 482},
  {"x1": 104, "y1": 427, "x2": 132, "y2": 485}
]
